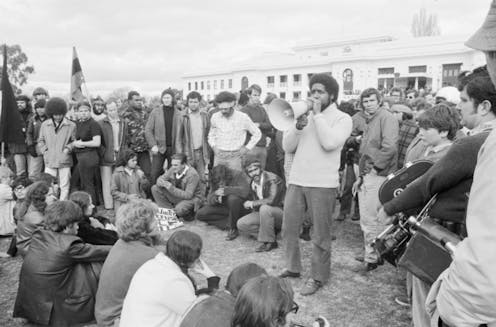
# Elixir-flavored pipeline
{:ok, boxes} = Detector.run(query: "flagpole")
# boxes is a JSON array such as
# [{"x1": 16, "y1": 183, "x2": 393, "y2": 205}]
[{"x1": 1, "y1": 142, "x2": 5, "y2": 166}]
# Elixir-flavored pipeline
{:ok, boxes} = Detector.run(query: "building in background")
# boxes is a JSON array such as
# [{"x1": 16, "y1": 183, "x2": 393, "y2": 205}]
[{"x1": 182, "y1": 35, "x2": 485, "y2": 101}]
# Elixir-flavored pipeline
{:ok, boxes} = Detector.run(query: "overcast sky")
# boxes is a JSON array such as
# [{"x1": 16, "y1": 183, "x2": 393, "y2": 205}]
[{"x1": 0, "y1": 0, "x2": 491, "y2": 97}]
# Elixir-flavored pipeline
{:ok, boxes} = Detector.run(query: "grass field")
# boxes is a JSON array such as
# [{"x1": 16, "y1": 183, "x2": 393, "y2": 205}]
[{"x1": 0, "y1": 208, "x2": 411, "y2": 327}]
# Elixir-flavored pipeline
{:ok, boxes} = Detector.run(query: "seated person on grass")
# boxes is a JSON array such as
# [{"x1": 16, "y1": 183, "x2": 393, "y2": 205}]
[
  {"x1": 111, "y1": 149, "x2": 149, "y2": 213},
  {"x1": 195, "y1": 164, "x2": 250, "y2": 241},
  {"x1": 237, "y1": 155, "x2": 285, "y2": 252},
  {"x1": 151, "y1": 153, "x2": 203, "y2": 220}
]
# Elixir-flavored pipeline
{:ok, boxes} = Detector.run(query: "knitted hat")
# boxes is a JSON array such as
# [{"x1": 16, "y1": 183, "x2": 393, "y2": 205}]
[
  {"x1": 16, "y1": 94, "x2": 30, "y2": 103},
  {"x1": 309, "y1": 73, "x2": 339, "y2": 102},
  {"x1": 243, "y1": 154, "x2": 261, "y2": 170},
  {"x1": 466, "y1": 0, "x2": 496, "y2": 51},
  {"x1": 45, "y1": 97, "x2": 68, "y2": 117},
  {"x1": 32, "y1": 87, "x2": 48, "y2": 97}
]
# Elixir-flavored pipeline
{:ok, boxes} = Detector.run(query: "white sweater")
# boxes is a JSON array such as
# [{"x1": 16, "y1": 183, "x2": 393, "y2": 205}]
[
  {"x1": 120, "y1": 252, "x2": 196, "y2": 327},
  {"x1": 283, "y1": 103, "x2": 352, "y2": 188}
]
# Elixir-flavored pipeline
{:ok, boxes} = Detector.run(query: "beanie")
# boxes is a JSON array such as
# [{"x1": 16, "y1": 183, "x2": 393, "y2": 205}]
[
  {"x1": 32, "y1": 87, "x2": 48, "y2": 97},
  {"x1": 309, "y1": 73, "x2": 339, "y2": 102},
  {"x1": 45, "y1": 97, "x2": 68, "y2": 117},
  {"x1": 243, "y1": 154, "x2": 261, "y2": 170}
]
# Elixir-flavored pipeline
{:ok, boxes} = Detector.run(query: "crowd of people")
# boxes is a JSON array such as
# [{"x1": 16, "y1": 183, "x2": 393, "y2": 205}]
[{"x1": 1, "y1": 2, "x2": 496, "y2": 326}]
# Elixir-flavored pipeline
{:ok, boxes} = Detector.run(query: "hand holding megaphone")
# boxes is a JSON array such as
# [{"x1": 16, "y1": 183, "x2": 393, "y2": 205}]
[{"x1": 267, "y1": 98, "x2": 314, "y2": 131}]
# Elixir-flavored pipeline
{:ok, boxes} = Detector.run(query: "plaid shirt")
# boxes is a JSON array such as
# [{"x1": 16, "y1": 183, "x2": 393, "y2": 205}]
[
  {"x1": 208, "y1": 110, "x2": 261, "y2": 151},
  {"x1": 397, "y1": 119, "x2": 419, "y2": 169}
]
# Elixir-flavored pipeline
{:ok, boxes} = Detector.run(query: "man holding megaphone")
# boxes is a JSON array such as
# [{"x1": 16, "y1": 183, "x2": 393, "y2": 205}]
[{"x1": 277, "y1": 73, "x2": 352, "y2": 296}]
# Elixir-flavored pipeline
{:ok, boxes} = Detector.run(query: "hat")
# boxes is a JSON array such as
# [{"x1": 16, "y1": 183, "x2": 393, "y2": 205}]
[
  {"x1": 466, "y1": 1, "x2": 496, "y2": 51},
  {"x1": 15, "y1": 94, "x2": 30, "y2": 103},
  {"x1": 435, "y1": 87, "x2": 460, "y2": 105},
  {"x1": 32, "y1": 87, "x2": 48, "y2": 97},
  {"x1": 45, "y1": 97, "x2": 68, "y2": 117},
  {"x1": 390, "y1": 104, "x2": 412, "y2": 115},
  {"x1": 242, "y1": 154, "x2": 261, "y2": 170}
]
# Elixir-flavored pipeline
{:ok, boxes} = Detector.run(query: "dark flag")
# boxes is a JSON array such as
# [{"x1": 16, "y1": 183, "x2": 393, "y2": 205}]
[
  {"x1": 0, "y1": 44, "x2": 25, "y2": 144},
  {"x1": 71, "y1": 46, "x2": 85, "y2": 101}
]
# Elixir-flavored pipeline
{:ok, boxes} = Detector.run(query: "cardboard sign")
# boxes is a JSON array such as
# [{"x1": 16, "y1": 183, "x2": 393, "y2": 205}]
[{"x1": 155, "y1": 207, "x2": 184, "y2": 231}]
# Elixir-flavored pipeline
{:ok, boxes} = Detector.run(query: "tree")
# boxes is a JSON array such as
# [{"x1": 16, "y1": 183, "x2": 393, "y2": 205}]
[
  {"x1": 106, "y1": 86, "x2": 131, "y2": 103},
  {"x1": 0, "y1": 44, "x2": 35, "y2": 93},
  {"x1": 411, "y1": 8, "x2": 441, "y2": 37}
]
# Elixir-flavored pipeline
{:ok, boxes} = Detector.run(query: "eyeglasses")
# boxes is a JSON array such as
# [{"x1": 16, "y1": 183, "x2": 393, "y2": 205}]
[{"x1": 289, "y1": 301, "x2": 299, "y2": 314}]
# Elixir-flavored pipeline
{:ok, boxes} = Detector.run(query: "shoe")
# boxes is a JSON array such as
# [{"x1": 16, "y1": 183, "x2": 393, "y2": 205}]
[
  {"x1": 300, "y1": 279, "x2": 323, "y2": 296},
  {"x1": 354, "y1": 254, "x2": 364, "y2": 262},
  {"x1": 279, "y1": 270, "x2": 301, "y2": 278},
  {"x1": 299, "y1": 226, "x2": 311, "y2": 241},
  {"x1": 335, "y1": 213, "x2": 346, "y2": 221},
  {"x1": 351, "y1": 262, "x2": 381, "y2": 273},
  {"x1": 351, "y1": 212, "x2": 360, "y2": 221},
  {"x1": 394, "y1": 296, "x2": 411, "y2": 307},
  {"x1": 255, "y1": 242, "x2": 278, "y2": 252},
  {"x1": 225, "y1": 229, "x2": 239, "y2": 241}
]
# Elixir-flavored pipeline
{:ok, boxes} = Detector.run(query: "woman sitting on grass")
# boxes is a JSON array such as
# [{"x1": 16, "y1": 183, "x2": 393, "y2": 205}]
[
  {"x1": 13, "y1": 201, "x2": 111, "y2": 326},
  {"x1": 15, "y1": 181, "x2": 50, "y2": 257},
  {"x1": 69, "y1": 191, "x2": 118, "y2": 245},
  {"x1": 111, "y1": 149, "x2": 148, "y2": 213},
  {"x1": 120, "y1": 230, "x2": 219, "y2": 327}
]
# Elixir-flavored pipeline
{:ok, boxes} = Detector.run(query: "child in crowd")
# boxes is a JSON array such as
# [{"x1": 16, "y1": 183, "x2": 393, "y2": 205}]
[
  {"x1": 0, "y1": 166, "x2": 16, "y2": 236},
  {"x1": 111, "y1": 149, "x2": 148, "y2": 214}
]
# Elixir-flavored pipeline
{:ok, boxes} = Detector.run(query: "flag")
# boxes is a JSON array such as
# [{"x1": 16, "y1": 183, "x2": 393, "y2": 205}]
[
  {"x1": 0, "y1": 45, "x2": 25, "y2": 144},
  {"x1": 71, "y1": 46, "x2": 85, "y2": 102}
]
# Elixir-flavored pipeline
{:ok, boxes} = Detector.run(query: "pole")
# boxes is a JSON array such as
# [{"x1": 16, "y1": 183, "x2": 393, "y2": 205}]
[{"x1": 1, "y1": 142, "x2": 5, "y2": 166}]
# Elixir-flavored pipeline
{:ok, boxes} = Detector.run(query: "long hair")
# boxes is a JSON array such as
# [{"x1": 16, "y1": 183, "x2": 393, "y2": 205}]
[
  {"x1": 226, "y1": 263, "x2": 267, "y2": 297},
  {"x1": 19, "y1": 181, "x2": 49, "y2": 218},
  {"x1": 69, "y1": 191, "x2": 92, "y2": 217},
  {"x1": 231, "y1": 276, "x2": 294, "y2": 327},
  {"x1": 166, "y1": 230, "x2": 203, "y2": 289},
  {"x1": 116, "y1": 149, "x2": 137, "y2": 168},
  {"x1": 210, "y1": 165, "x2": 234, "y2": 190}
]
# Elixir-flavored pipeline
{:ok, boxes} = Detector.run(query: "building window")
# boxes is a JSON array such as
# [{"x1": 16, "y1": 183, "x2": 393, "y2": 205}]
[
  {"x1": 201, "y1": 81, "x2": 204, "y2": 90},
  {"x1": 194, "y1": 81, "x2": 198, "y2": 90},
  {"x1": 214, "y1": 80, "x2": 217, "y2": 90},
  {"x1": 378, "y1": 67, "x2": 394, "y2": 75},
  {"x1": 267, "y1": 76, "x2": 275, "y2": 88},
  {"x1": 280, "y1": 75, "x2": 288, "y2": 87},
  {"x1": 207, "y1": 81, "x2": 211, "y2": 90},
  {"x1": 220, "y1": 80, "x2": 224, "y2": 89},
  {"x1": 408, "y1": 65, "x2": 427, "y2": 73},
  {"x1": 279, "y1": 92, "x2": 286, "y2": 99},
  {"x1": 188, "y1": 82, "x2": 191, "y2": 91},
  {"x1": 292, "y1": 91, "x2": 301, "y2": 101},
  {"x1": 293, "y1": 74, "x2": 301, "y2": 86},
  {"x1": 228, "y1": 79, "x2": 232, "y2": 89}
]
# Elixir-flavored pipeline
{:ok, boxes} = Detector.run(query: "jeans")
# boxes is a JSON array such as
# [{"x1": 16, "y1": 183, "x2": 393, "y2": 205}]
[
  {"x1": 13, "y1": 154, "x2": 27, "y2": 176},
  {"x1": 237, "y1": 205, "x2": 283, "y2": 242},
  {"x1": 100, "y1": 166, "x2": 114, "y2": 209},
  {"x1": 358, "y1": 172, "x2": 389, "y2": 263},
  {"x1": 45, "y1": 167, "x2": 71, "y2": 200},
  {"x1": 195, "y1": 195, "x2": 248, "y2": 230},
  {"x1": 283, "y1": 185, "x2": 337, "y2": 283},
  {"x1": 27, "y1": 154, "x2": 44, "y2": 180},
  {"x1": 136, "y1": 150, "x2": 152, "y2": 182},
  {"x1": 150, "y1": 146, "x2": 172, "y2": 185},
  {"x1": 151, "y1": 185, "x2": 196, "y2": 218}
]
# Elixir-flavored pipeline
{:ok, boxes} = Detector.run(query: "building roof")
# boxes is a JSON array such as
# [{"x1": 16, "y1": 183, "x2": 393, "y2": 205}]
[{"x1": 183, "y1": 35, "x2": 476, "y2": 78}]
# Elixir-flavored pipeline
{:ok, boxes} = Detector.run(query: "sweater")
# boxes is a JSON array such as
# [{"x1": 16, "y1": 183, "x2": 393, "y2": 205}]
[
  {"x1": 95, "y1": 239, "x2": 158, "y2": 327},
  {"x1": 383, "y1": 132, "x2": 489, "y2": 223},
  {"x1": 283, "y1": 103, "x2": 352, "y2": 188},
  {"x1": 240, "y1": 104, "x2": 273, "y2": 147}
]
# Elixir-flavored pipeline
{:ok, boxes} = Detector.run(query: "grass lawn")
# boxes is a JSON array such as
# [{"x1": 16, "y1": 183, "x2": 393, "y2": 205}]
[{"x1": 0, "y1": 208, "x2": 411, "y2": 327}]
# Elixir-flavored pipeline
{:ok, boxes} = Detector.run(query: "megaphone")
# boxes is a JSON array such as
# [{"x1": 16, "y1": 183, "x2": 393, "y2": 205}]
[{"x1": 267, "y1": 99, "x2": 312, "y2": 131}]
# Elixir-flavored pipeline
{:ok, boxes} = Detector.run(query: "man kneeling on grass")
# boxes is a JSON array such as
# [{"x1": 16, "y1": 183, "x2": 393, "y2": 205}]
[
  {"x1": 237, "y1": 155, "x2": 285, "y2": 252},
  {"x1": 151, "y1": 153, "x2": 203, "y2": 220}
]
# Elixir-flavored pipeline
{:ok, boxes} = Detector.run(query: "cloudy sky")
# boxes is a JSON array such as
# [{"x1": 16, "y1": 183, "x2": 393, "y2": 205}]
[{"x1": 0, "y1": 0, "x2": 491, "y2": 97}]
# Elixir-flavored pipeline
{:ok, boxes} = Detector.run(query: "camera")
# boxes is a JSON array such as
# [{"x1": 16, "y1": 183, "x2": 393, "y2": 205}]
[{"x1": 371, "y1": 215, "x2": 412, "y2": 266}]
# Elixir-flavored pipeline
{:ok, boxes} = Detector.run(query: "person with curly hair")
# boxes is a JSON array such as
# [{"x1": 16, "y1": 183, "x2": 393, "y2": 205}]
[{"x1": 15, "y1": 181, "x2": 50, "y2": 256}]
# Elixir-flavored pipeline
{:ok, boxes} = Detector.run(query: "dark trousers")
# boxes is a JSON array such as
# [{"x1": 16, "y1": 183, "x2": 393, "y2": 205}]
[
  {"x1": 136, "y1": 150, "x2": 151, "y2": 182},
  {"x1": 195, "y1": 195, "x2": 248, "y2": 230},
  {"x1": 150, "y1": 146, "x2": 172, "y2": 184},
  {"x1": 75, "y1": 151, "x2": 100, "y2": 204},
  {"x1": 339, "y1": 163, "x2": 358, "y2": 215}
]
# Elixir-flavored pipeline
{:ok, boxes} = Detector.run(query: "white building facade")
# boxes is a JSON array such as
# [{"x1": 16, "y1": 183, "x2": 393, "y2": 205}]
[{"x1": 182, "y1": 35, "x2": 485, "y2": 102}]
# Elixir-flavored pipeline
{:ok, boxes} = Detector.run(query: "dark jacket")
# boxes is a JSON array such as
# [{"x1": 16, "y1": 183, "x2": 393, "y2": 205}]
[
  {"x1": 206, "y1": 170, "x2": 250, "y2": 205},
  {"x1": 240, "y1": 104, "x2": 273, "y2": 147},
  {"x1": 26, "y1": 114, "x2": 47, "y2": 155},
  {"x1": 16, "y1": 204, "x2": 44, "y2": 257},
  {"x1": 13, "y1": 229, "x2": 111, "y2": 326},
  {"x1": 99, "y1": 117, "x2": 128, "y2": 166},
  {"x1": 77, "y1": 217, "x2": 118, "y2": 246},
  {"x1": 247, "y1": 171, "x2": 285, "y2": 208},
  {"x1": 180, "y1": 290, "x2": 235, "y2": 327},
  {"x1": 176, "y1": 110, "x2": 211, "y2": 167},
  {"x1": 111, "y1": 166, "x2": 148, "y2": 212}
]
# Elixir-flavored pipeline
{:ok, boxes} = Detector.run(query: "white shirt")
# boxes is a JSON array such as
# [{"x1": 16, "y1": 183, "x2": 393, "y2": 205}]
[
  {"x1": 120, "y1": 252, "x2": 196, "y2": 327},
  {"x1": 208, "y1": 110, "x2": 261, "y2": 151}
]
